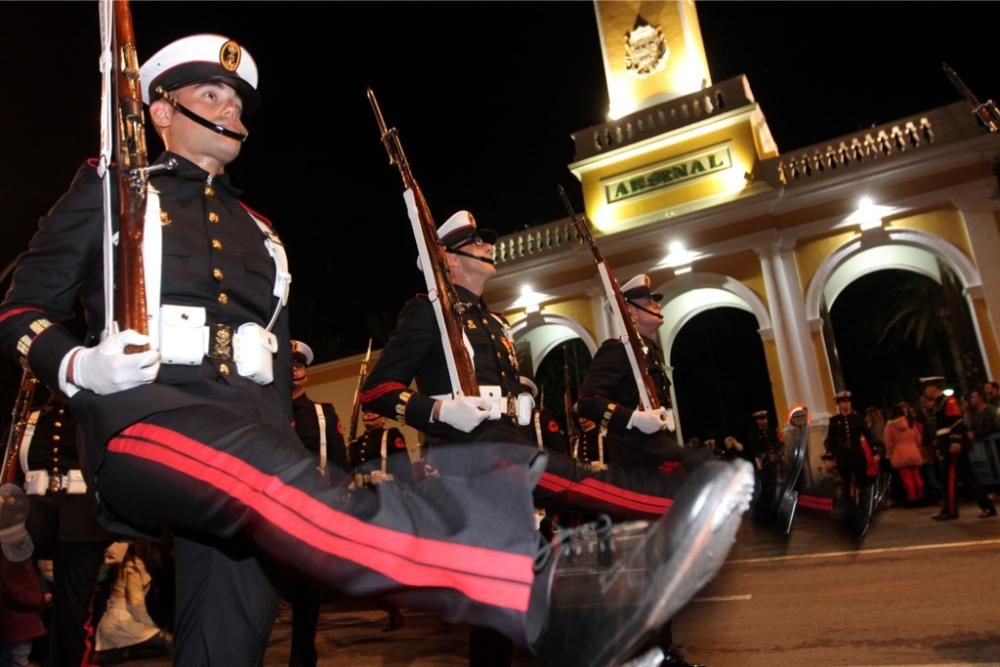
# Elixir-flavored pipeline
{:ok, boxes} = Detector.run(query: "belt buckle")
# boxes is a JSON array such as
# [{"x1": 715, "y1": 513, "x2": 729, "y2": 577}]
[
  {"x1": 48, "y1": 474, "x2": 63, "y2": 494},
  {"x1": 506, "y1": 394, "x2": 518, "y2": 418},
  {"x1": 209, "y1": 324, "x2": 234, "y2": 361}
]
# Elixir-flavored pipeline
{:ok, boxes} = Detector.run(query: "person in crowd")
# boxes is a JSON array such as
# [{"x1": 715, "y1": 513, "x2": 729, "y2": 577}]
[
  {"x1": 967, "y1": 390, "x2": 998, "y2": 441},
  {"x1": 883, "y1": 403, "x2": 925, "y2": 506},
  {"x1": 0, "y1": 484, "x2": 46, "y2": 667},
  {"x1": 921, "y1": 377, "x2": 996, "y2": 520},
  {"x1": 985, "y1": 381, "x2": 1000, "y2": 409},
  {"x1": 91, "y1": 541, "x2": 172, "y2": 664}
]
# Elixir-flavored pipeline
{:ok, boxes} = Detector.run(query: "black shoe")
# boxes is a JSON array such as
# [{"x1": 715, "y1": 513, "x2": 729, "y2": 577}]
[
  {"x1": 931, "y1": 512, "x2": 957, "y2": 521},
  {"x1": 978, "y1": 507, "x2": 997, "y2": 519},
  {"x1": 537, "y1": 460, "x2": 754, "y2": 667}
]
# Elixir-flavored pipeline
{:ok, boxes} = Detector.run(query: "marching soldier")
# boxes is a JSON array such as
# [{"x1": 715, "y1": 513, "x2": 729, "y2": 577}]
[
  {"x1": 346, "y1": 410, "x2": 407, "y2": 632},
  {"x1": 577, "y1": 274, "x2": 713, "y2": 667},
  {"x1": 0, "y1": 32, "x2": 750, "y2": 667},
  {"x1": 578, "y1": 274, "x2": 712, "y2": 473},
  {"x1": 519, "y1": 377, "x2": 570, "y2": 454},
  {"x1": 921, "y1": 377, "x2": 996, "y2": 520},
  {"x1": 361, "y1": 215, "x2": 748, "y2": 666},
  {"x1": 286, "y1": 339, "x2": 348, "y2": 667},
  {"x1": 16, "y1": 394, "x2": 112, "y2": 667},
  {"x1": 291, "y1": 340, "x2": 349, "y2": 474},
  {"x1": 348, "y1": 411, "x2": 407, "y2": 487}
]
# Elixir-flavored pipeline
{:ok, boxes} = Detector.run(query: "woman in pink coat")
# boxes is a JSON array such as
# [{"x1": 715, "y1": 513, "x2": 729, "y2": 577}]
[{"x1": 884, "y1": 403, "x2": 925, "y2": 504}]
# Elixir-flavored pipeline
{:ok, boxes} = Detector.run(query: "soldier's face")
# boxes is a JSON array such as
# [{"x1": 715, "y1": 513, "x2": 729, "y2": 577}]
[
  {"x1": 837, "y1": 399, "x2": 851, "y2": 414},
  {"x1": 630, "y1": 297, "x2": 663, "y2": 335},
  {"x1": 156, "y1": 82, "x2": 247, "y2": 168}
]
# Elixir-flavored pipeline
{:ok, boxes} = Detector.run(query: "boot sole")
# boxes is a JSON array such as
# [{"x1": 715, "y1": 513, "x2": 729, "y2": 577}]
[{"x1": 598, "y1": 460, "x2": 755, "y2": 666}]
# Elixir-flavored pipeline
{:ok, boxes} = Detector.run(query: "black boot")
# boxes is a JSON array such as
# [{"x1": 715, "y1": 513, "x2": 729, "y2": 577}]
[{"x1": 536, "y1": 460, "x2": 754, "y2": 667}]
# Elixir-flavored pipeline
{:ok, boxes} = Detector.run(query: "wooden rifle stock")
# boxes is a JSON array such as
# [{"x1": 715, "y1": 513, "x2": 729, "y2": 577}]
[
  {"x1": 348, "y1": 339, "x2": 373, "y2": 443},
  {"x1": 558, "y1": 186, "x2": 660, "y2": 410},
  {"x1": 1, "y1": 370, "x2": 39, "y2": 486},
  {"x1": 367, "y1": 89, "x2": 478, "y2": 397},
  {"x1": 112, "y1": 0, "x2": 151, "y2": 350}
]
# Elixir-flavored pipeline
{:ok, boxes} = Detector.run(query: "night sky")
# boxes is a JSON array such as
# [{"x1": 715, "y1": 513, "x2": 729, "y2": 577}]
[{"x1": 1, "y1": 1, "x2": 996, "y2": 367}]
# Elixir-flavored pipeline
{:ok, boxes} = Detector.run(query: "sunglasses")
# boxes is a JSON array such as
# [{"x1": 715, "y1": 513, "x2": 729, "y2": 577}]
[{"x1": 455, "y1": 233, "x2": 491, "y2": 249}]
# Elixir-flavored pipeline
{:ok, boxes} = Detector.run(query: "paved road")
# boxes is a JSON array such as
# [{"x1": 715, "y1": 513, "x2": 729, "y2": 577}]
[{"x1": 123, "y1": 500, "x2": 1000, "y2": 666}]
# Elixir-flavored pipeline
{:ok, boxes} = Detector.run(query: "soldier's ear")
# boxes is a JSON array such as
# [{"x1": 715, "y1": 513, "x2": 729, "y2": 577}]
[{"x1": 148, "y1": 99, "x2": 174, "y2": 131}]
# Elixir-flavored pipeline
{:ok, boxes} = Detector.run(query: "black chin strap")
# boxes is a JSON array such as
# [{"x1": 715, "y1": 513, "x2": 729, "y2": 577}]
[
  {"x1": 155, "y1": 86, "x2": 248, "y2": 143},
  {"x1": 448, "y1": 248, "x2": 495, "y2": 266},
  {"x1": 628, "y1": 300, "x2": 664, "y2": 320}
]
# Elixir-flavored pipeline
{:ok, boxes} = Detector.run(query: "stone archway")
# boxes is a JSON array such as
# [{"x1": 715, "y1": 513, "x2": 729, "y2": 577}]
[
  {"x1": 805, "y1": 229, "x2": 991, "y2": 397},
  {"x1": 652, "y1": 273, "x2": 774, "y2": 443}
]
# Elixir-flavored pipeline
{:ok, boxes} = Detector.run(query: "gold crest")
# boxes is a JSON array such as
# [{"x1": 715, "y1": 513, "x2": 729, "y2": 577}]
[
  {"x1": 219, "y1": 40, "x2": 241, "y2": 72},
  {"x1": 465, "y1": 319, "x2": 478, "y2": 330}
]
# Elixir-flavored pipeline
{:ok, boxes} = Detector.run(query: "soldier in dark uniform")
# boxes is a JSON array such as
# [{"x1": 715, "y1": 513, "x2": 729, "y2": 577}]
[
  {"x1": 748, "y1": 409, "x2": 783, "y2": 523},
  {"x1": 286, "y1": 339, "x2": 348, "y2": 667},
  {"x1": 578, "y1": 274, "x2": 711, "y2": 473},
  {"x1": 17, "y1": 394, "x2": 112, "y2": 667},
  {"x1": 577, "y1": 274, "x2": 712, "y2": 667},
  {"x1": 362, "y1": 216, "x2": 747, "y2": 667},
  {"x1": 519, "y1": 377, "x2": 570, "y2": 455},
  {"x1": 291, "y1": 340, "x2": 348, "y2": 475},
  {"x1": 347, "y1": 410, "x2": 407, "y2": 632},
  {"x1": 823, "y1": 390, "x2": 879, "y2": 505},
  {"x1": 921, "y1": 377, "x2": 996, "y2": 520},
  {"x1": 0, "y1": 33, "x2": 752, "y2": 667}
]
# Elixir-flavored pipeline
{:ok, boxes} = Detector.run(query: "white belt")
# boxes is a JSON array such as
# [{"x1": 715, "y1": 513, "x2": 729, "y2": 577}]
[
  {"x1": 24, "y1": 469, "x2": 87, "y2": 495},
  {"x1": 432, "y1": 386, "x2": 535, "y2": 426},
  {"x1": 158, "y1": 305, "x2": 276, "y2": 385}
]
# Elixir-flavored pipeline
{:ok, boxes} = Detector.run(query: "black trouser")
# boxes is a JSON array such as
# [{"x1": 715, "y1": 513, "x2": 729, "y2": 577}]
[
  {"x1": 943, "y1": 450, "x2": 995, "y2": 517},
  {"x1": 446, "y1": 419, "x2": 690, "y2": 521},
  {"x1": 835, "y1": 448, "x2": 871, "y2": 501},
  {"x1": 173, "y1": 536, "x2": 279, "y2": 666},
  {"x1": 26, "y1": 494, "x2": 109, "y2": 667},
  {"x1": 93, "y1": 406, "x2": 549, "y2": 661}
]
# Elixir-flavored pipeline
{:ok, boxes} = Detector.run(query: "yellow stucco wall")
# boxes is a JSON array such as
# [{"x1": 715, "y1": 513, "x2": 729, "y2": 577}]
[
  {"x1": 795, "y1": 230, "x2": 855, "y2": 298},
  {"x1": 887, "y1": 207, "x2": 974, "y2": 261},
  {"x1": 580, "y1": 117, "x2": 763, "y2": 233}
]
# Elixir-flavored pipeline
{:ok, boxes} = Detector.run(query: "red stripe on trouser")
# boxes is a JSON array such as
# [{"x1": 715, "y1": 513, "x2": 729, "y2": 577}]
[
  {"x1": 947, "y1": 457, "x2": 957, "y2": 516},
  {"x1": 797, "y1": 495, "x2": 833, "y2": 511},
  {"x1": 537, "y1": 471, "x2": 672, "y2": 515},
  {"x1": 108, "y1": 428, "x2": 533, "y2": 612}
]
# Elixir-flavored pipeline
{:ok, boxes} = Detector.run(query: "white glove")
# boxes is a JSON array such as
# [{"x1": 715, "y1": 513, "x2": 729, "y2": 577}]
[
  {"x1": 627, "y1": 407, "x2": 669, "y2": 434},
  {"x1": 436, "y1": 396, "x2": 493, "y2": 433},
  {"x1": 62, "y1": 330, "x2": 160, "y2": 396}
]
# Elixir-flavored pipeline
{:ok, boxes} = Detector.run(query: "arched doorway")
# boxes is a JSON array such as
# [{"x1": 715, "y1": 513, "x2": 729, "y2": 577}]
[
  {"x1": 826, "y1": 266, "x2": 986, "y2": 410},
  {"x1": 533, "y1": 338, "x2": 593, "y2": 431},
  {"x1": 670, "y1": 307, "x2": 775, "y2": 445}
]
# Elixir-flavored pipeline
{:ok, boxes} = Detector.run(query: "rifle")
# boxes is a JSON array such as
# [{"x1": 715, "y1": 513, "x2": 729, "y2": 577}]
[
  {"x1": 563, "y1": 347, "x2": 583, "y2": 446},
  {"x1": 367, "y1": 89, "x2": 478, "y2": 398},
  {"x1": 1, "y1": 370, "x2": 39, "y2": 485},
  {"x1": 944, "y1": 63, "x2": 1000, "y2": 132},
  {"x1": 559, "y1": 186, "x2": 660, "y2": 410},
  {"x1": 99, "y1": 0, "x2": 174, "y2": 351},
  {"x1": 347, "y1": 339, "x2": 373, "y2": 443}
]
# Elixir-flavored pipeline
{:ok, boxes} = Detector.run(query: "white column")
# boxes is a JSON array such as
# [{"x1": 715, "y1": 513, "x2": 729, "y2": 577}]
[{"x1": 757, "y1": 242, "x2": 828, "y2": 417}]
